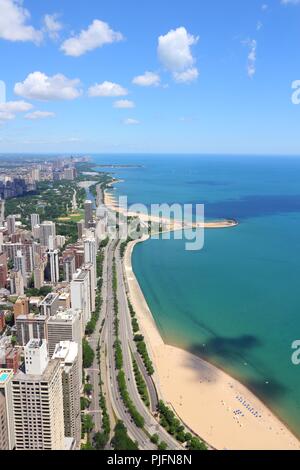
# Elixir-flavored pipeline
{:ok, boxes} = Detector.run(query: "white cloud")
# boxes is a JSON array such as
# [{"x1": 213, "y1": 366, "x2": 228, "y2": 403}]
[
  {"x1": 25, "y1": 111, "x2": 55, "y2": 120},
  {"x1": 0, "y1": 0, "x2": 42, "y2": 43},
  {"x1": 173, "y1": 67, "x2": 199, "y2": 83},
  {"x1": 113, "y1": 99, "x2": 135, "y2": 109},
  {"x1": 123, "y1": 118, "x2": 140, "y2": 125},
  {"x1": 0, "y1": 100, "x2": 33, "y2": 122},
  {"x1": 0, "y1": 100, "x2": 33, "y2": 112},
  {"x1": 14, "y1": 72, "x2": 82, "y2": 101},
  {"x1": 132, "y1": 71, "x2": 160, "y2": 87},
  {"x1": 281, "y1": 0, "x2": 300, "y2": 4},
  {"x1": 0, "y1": 111, "x2": 15, "y2": 122},
  {"x1": 88, "y1": 81, "x2": 128, "y2": 97},
  {"x1": 61, "y1": 19, "x2": 123, "y2": 57},
  {"x1": 256, "y1": 21, "x2": 263, "y2": 31},
  {"x1": 43, "y1": 13, "x2": 63, "y2": 40},
  {"x1": 158, "y1": 26, "x2": 199, "y2": 83},
  {"x1": 245, "y1": 39, "x2": 257, "y2": 78}
]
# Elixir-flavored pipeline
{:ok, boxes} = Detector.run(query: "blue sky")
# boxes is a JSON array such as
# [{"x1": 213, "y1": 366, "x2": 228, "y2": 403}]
[{"x1": 0, "y1": 0, "x2": 300, "y2": 154}]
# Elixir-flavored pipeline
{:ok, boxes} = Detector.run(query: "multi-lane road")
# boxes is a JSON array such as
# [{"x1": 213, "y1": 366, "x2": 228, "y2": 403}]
[{"x1": 94, "y1": 236, "x2": 181, "y2": 450}]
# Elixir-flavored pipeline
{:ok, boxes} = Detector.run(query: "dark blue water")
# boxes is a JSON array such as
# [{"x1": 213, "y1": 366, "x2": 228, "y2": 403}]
[{"x1": 93, "y1": 154, "x2": 300, "y2": 437}]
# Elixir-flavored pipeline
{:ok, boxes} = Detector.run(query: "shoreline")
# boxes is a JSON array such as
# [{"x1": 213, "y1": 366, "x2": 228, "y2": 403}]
[
  {"x1": 104, "y1": 186, "x2": 238, "y2": 230},
  {"x1": 103, "y1": 183, "x2": 300, "y2": 450},
  {"x1": 124, "y1": 237, "x2": 300, "y2": 450}
]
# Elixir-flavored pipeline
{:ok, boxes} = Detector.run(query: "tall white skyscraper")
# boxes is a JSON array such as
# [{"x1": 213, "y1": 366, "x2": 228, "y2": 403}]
[
  {"x1": 84, "y1": 237, "x2": 97, "y2": 279},
  {"x1": 12, "y1": 340, "x2": 65, "y2": 450},
  {"x1": 14, "y1": 250, "x2": 26, "y2": 282},
  {"x1": 30, "y1": 214, "x2": 40, "y2": 231},
  {"x1": 47, "y1": 308, "x2": 82, "y2": 383},
  {"x1": 84, "y1": 200, "x2": 93, "y2": 228},
  {"x1": 40, "y1": 221, "x2": 56, "y2": 249},
  {"x1": 71, "y1": 269, "x2": 91, "y2": 326},
  {"x1": 52, "y1": 341, "x2": 81, "y2": 448}
]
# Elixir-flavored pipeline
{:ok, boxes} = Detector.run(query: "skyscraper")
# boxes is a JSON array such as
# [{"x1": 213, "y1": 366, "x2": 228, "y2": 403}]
[
  {"x1": 52, "y1": 341, "x2": 81, "y2": 447},
  {"x1": 0, "y1": 369, "x2": 15, "y2": 450},
  {"x1": 46, "y1": 308, "x2": 82, "y2": 375},
  {"x1": 71, "y1": 269, "x2": 91, "y2": 326},
  {"x1": 6, "y1": 215, "x2": 16, "y2": 236},
  {"x1": 12, "y1": 340, "x2": 65, "y2": 450},
  {"x1": 84, "y1": 237, "x2": 97, "y2": 279},
  {"x1": 84, "y1": 200, "x2": 93, "y2": 229},
  {"x1": 45, "y1": 249, "x2": 60, "y2": 284},
  {"x1": 30, "y1": 214, "x2": 40, "y2": 231},
  {"x1": 14, "y1": 250, "x2": 26, "y2": 283},
  {"x1": 63, "y1": 256, "x2": 76, "y2": 283},
  {"x1": 16, "y1": 314, "x2": 47, "y2": 346},
  {"x1": 39, "y1": 221, "x2": 56, "y2": 249}
]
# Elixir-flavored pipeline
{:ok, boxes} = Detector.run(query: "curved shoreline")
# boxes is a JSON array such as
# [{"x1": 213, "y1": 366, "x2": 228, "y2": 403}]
[{"x1": 123, "y1": 236, "x2": 300, "y2": 450}]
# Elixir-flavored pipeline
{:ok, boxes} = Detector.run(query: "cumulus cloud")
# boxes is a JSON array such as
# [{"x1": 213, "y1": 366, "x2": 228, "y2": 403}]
[
  {"x1": 88, "y1": 81, "x2": 128, "y2": 97},
  {"x1": 43, "y1": 13, "x2": 63, "y2": 40},
  {"x1": 25, "y1": 110, "x2": 55, "y2": 120},
  {"x1": 0, "y1": 100, "x2": 33, "y2": 122},
  {"x1": 14, "y1": 72, "x2": 82, "y2": 101},
  {"x1": 132, "y1": 71, "x2": 160, "y2": 87},
  {"x1": 0, "y1": 111, "x2": 15, "y2": 122},
  {"x1": 113, "y1": 99, "x2": 135, "y2": 109},
  {"x1": 173, "y1": 67, "x2": 199, "y2": 83},
  {"x1": 123, "y1": 118, "x2": 140, "y2": 125},
  {"x1": 158, "y1": 27, "x2": 199, "y2": 83},
  {"x1": 61, "y1": 19, "x2": 124, "y2": 57},
  {"x1": 0, "y1": 0, "x2": 42, "y2": 43},
  {"x1": 0, "y1": 100, "x2": 33, "y2": 112}
]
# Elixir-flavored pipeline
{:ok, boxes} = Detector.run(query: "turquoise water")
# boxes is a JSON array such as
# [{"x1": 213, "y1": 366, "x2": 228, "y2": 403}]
[{"x1": 94, "y1": 154, "x2": 300, "y2": 437}]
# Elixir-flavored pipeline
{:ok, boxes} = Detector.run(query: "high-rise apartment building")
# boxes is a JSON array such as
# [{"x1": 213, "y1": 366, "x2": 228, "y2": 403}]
[
  {"x1": 40, "y1": 293, "x2": 60, "y2": 317},
  {"x1": 6, "y1": 215, "x2": 16, "y2": 236},
  {"x1": 0, "y1": 369, "x2": 15, "y2": 450},
  {"x1": 30, "y1": 214, "x2": 40, "y2": 231},
  {"x1": 12, "y1": 340, "x2": 65, "y2": 450},
  {"x1": 16, "y1": 314, "x2": 47, "y2": 346},
  {"x1": 39, "y1": 221, "x2": 56, "y2": 249},
  {"x1": 52, "y1": 341, "x2": 81, "y2": 447},
  {"x1": 45, "y1": 249, "x2": 60, "y2": 284},
  {"x1": 84, "y1": 200, "x2": 93, "y2": 229},
  {"x1": 46, "y1": 308, "x2": 82, "y2": 380},
  {"x1": 63, "y1": 256, "x2": 76, "y2": 283},
  {"x1": 71, "y1": 269, "x2": 91, "y2": 326}
]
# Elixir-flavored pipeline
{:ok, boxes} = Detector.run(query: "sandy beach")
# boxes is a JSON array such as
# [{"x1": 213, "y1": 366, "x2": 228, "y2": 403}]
[
  {"x1": 123, "y1": 238, "x2": 300, "y2": 450},
  {"x1": 104, "y1": 189, "x2": 238, "y2": 230}
]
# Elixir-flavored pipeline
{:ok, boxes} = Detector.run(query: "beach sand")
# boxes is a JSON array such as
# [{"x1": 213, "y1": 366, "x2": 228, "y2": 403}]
[
  {"x1": 104, "y1": 190, "x2": 238, "y2": 230},
  {"x1": 123, "y1": 238, "x2": 300, "y2": 450}
]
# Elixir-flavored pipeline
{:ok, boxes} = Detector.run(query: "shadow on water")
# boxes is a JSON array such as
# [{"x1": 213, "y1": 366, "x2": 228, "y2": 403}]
[
  {"x1": 186, "y1": 335, "x2": 289, "y2": 403},
  {"x1": 190, "y1": 334, "x2": 262, "y2": 362}
]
